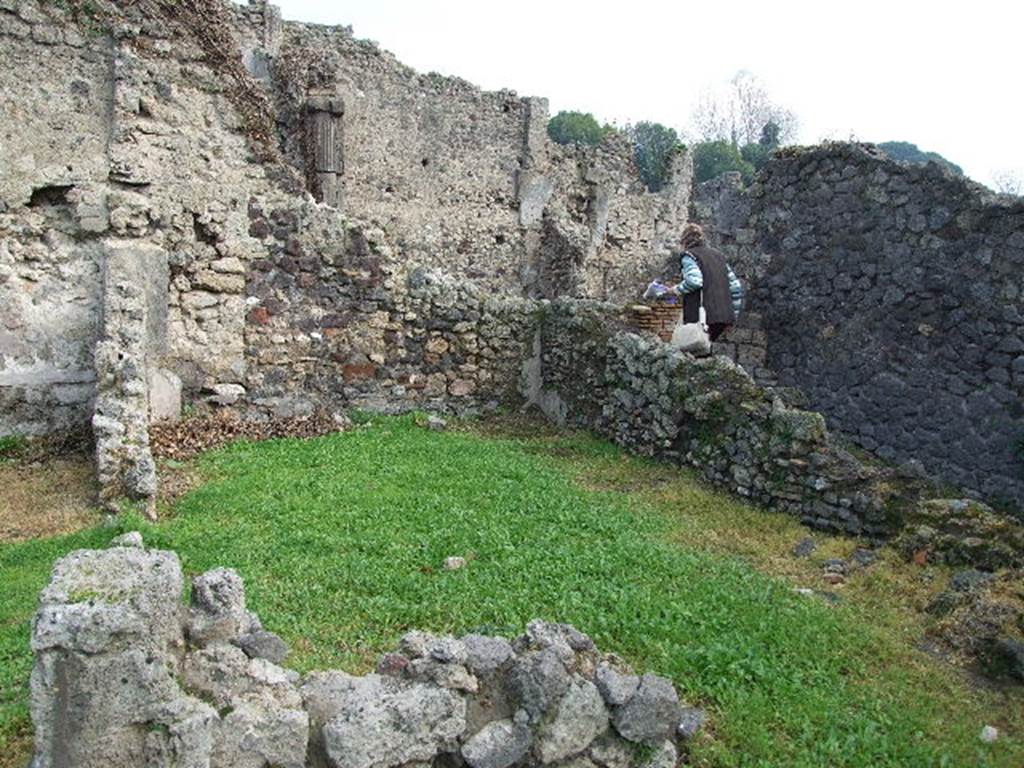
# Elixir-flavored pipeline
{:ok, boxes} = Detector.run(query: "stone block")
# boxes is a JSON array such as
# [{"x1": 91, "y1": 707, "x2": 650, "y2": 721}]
[{"x1": 149, "y1": 368, "x2": 182, "y2": 423}]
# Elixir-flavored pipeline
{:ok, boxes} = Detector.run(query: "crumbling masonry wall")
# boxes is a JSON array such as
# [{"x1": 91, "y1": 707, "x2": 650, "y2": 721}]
[
  {"x1": 1, "y1": 0, "x2": 691, "y2": 456},
  {"x1": 529, "y1": 301, "x2": 900, "y2": 537},
  {"x1": 30, "y1": 534, "x2": 700, "y2": 768},
  {"x1": 694, "y1": 145, "x2": 1024, "y2": 515}
]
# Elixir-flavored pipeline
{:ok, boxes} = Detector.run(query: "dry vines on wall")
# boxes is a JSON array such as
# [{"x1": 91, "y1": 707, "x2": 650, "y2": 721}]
[{"x1": 146, "y1": 0, "x2": 281, "y2": 163}]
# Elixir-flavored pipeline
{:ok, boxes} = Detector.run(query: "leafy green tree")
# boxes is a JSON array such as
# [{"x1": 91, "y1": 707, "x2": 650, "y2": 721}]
[
  {"x1": 740, "y1": 142, "x2": 772, "y2": 173},
  {"x1": 627, "y1": 121, "x2": 683, "y2": 192},
  {"x1": 759, "y1": 121, "x2": 781, "y2": 148},
  {"x1": 547, "y1": 111, "x2": 608, "y2": 146},
  {"x1": 693, "y1": 141, "x2": 755, "y2": 184},
  {"x1": 876, "y1": 141, "x2": 963, "y2": 176}
]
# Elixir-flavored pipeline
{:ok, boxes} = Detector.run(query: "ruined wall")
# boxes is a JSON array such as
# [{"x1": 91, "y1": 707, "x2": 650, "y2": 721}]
[
  {"x1": 695, "y1": 144, "x2": 1024, "y2": 514},
  {"x1": 30, "y1": 534, "x2": 701, "y2": 768},
  {"x1": 1, "y1": 0, "x2": 691, "y2": 448},
  {"x1": 532, "y1": 301, "x2": 901, "y2": 537},
  {"x1": 243, "y1": 202, "x2": 541, "y2": 417},
  {"x1": 268, "y1": 6, "x2": 690, "y2": 300},
  {"x1": 0, "y1": 3, "x2": 112, "y2": 434}
]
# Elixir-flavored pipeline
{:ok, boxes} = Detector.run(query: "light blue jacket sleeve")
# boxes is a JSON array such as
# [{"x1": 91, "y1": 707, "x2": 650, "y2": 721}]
[
  {"x1": 675, "y1": 255, "x2": 703, "y2": 294},
  {"x1": 728, "y1": 266, "x2": 744, "y2": 316}
]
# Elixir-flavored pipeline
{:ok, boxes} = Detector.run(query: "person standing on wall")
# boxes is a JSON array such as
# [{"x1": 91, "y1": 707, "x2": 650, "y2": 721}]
[{"x1": 672, "y1": 223, "x2": 744, "y2": 342}]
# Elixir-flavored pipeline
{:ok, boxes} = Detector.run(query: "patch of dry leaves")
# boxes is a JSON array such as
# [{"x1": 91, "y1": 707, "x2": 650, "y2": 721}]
[{"x1": 149, "y1": 409, "x2": 348, "y2": 461}]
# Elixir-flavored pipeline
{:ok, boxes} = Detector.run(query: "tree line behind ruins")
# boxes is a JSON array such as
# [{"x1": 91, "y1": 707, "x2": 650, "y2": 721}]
[{"x1": 547, "y1": 70, "x2": 1023, "y2": 195}]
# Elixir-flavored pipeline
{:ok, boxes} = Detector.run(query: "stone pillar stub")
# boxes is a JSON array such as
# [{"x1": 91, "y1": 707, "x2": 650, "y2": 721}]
[
  {"x1": 305, "y1": 96, "x2": 345, "y2": 209},
  {"x1": 93, "y1": 240, "x2": 167, "y2": 511}
]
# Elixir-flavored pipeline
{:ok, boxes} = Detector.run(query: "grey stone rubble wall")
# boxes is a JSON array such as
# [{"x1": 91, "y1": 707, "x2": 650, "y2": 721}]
[
  {"x1": 534, "y1": 301, "x2": 899, "y2": 537},
  {"x1": 30, "y1": 534, "x2": 702, "y2": 768},
  {"x1": 241, "y1": 205, "x2": 541, "y2": 419},
  {"x1": 1, "y1": 0, "x2": 694, "y2": 449},
  {"x1": 694, "y1": 144, "x2": 1024, "y2": 515},
  {"x1": 0, "y1": 0, "x2": 112, "y2": 436}
]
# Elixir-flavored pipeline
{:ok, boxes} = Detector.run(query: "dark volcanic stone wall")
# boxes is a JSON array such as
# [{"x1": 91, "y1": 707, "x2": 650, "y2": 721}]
[{"x1": 697, "y1": 144, "x2": 1024, "y2": 515}]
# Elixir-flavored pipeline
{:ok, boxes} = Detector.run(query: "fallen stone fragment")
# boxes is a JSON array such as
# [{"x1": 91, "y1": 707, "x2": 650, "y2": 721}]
[
  {"x1": 234, "y1": 628, "x2": 290, "y2": 664},
  {"x1": 445, "y1": 556, "x2": 467, "y2": 570},
  {"x1": 462, "y1": 717, "x2": 532, "y2": 768},
  {"x1": 110, "y1": 530, "x2": 144, "y2": 548},
  {"x1": 611, "y1": 674, "x2": 681, "y2": 745},
  {"x1": 791, "y1": 537, "x2": 816, "y2": 558},
  {"x1": 205, "y1": 382, "x2": 246, "y2": 406}
]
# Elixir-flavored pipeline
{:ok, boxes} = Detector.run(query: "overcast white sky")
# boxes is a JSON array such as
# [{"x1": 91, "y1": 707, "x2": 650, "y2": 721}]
[{"x1": 273, "y1": 1, "x2": 1022, "y2": 187}]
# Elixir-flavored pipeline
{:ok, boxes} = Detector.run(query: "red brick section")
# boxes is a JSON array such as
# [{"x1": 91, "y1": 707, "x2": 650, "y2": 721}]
[
  {"x1": 341, "y1": 363, "x2": 377, "y2": 381},
  {"x1": 627, "y1": 303, "x2": 682, "y2": 342}
]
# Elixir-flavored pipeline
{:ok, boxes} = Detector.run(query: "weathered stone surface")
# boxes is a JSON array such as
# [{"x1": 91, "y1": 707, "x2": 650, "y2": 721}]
[
  {"x1": 640, "y1": 740, "x2": 677, "y2": 768},
  {"x1": 611, "y1": 674, "x2": 681, "y2": 745},
  {"x1": 461, "y1": 717, "x2": 532, "y2": 768},
  {"x1": 535, "y1": 310, "x2": 902, "y2": 538},
  {"x1": 234, "y1": 628, "x2": 290, "y2": 664},
  {"x1": 213, "y1": 700, "x2": 308, "y2": 768},
  {"x1": 321, "y1": 675, "x2": 466, "y2": 768},
  {"x1": 30, "y1": 543, "x2": 696, "y2": 768},
  {"x1": 676, "y1": 707, "x2": 707, "y2": 739},
  {"x1": 187, "y1": 567, "x2": 252, "y2": 647},
  {"x1": 182, "y1": 643, "x2": 303, "y2": 711},
  {"x1": 595, "y1": 663, "x2": 640, "y2": 706},
  {"x1": 694, "y1": 144, "x2": 1024, "y2": 515},
  {"x1": 149, "y1": 368, "x2": 182, "y2": 423},
  {"x1": 508, "y1": 647, "x2": 570, "y2": 721},
  {"x1": 109, "y1": 530, "x2": 145, "y2": 549},
  {"x1": 32, "y1": 547, "x2": 184, "y2": 655},
  {"x1": 897, "y1": 499, "x2": 1024, "y2": 569},
  {"x1": 206, "y1": 382, "x2": 247, "y2": 406},
  {"x1": 536, "y1": 678, "x2": 608, "y2": 763},
  {"x1": 462, "y1": 633, "x2": 515, "y2": 676},
  {"x1": 29, "y1": 545, "x2": 213, "y2": 768}
]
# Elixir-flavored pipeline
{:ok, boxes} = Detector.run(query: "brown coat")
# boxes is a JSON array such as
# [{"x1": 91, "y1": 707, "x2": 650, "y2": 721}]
[{"x1": 682, "y1": 246, "x2": 737, "y2": 326}]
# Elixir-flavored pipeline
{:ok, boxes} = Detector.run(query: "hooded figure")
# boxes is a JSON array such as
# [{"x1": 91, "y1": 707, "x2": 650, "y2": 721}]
[{"x1": 673, "y1": 223, "x2": 744, "y2": 342}]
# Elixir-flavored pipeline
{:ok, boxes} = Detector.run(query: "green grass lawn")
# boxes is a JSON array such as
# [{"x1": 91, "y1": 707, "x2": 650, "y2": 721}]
[{"x1": 1, "y1": 416, "x2": 1021, "y2": 767}]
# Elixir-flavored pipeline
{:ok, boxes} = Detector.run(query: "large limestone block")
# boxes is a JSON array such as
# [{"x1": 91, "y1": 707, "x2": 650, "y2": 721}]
[
  {"x1": 29, "y1": 545, "x2": 215, "y2": 768},
  {"x1": 319, "y1": 674, "x2": 466, "y2": 768},
  {"x1": 32, "y1": 546, "x2": 184, "y2": 656}
]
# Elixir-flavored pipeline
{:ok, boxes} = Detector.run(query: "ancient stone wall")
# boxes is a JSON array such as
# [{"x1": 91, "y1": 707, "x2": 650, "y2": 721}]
[
  {"x1": 0, "y1": 2, "x2": 112, "y2": 435},
  {"x1": 266, "y1": 4, "x2": 690, "y2": 300},
  {"x1": 532, "y1": 301, "x2": 901, "y2": 537},
  {"x1": 694, "y1": 144, "x2": 1024, "y2": 515},
  {"x1": 242, "y1": 204, "x2": 541, "y2": 417},
  {"x1": 30, "y1": 534, "x2": 701, "y2": 768},
  {"x1": 1, "y1": 0, "x2": 691, "y2": 454}
]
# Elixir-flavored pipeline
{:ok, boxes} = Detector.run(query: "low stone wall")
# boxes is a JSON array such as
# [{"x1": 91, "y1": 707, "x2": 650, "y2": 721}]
[
  {"x1": 30, "y1": 535, "x2": 702, "y2": 768},
  {"x1": 534, "y1": 301, "x2": 900, "y2": 537}
]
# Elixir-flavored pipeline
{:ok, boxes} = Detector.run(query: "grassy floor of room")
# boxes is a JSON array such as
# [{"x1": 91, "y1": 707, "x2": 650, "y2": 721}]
[{"x1": 0, "y1": 415, "x2": 1021, "y2": 767}]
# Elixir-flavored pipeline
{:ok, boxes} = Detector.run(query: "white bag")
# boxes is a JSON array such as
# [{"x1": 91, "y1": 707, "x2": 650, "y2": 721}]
[{"x1": 670, "y1": 296, "x2": 711, "y2": 355}]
